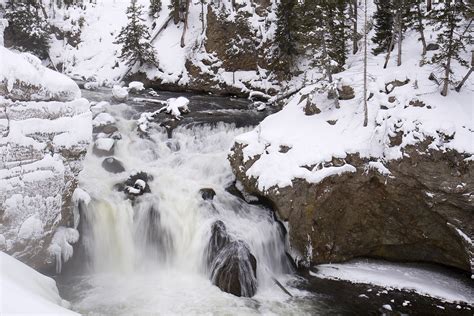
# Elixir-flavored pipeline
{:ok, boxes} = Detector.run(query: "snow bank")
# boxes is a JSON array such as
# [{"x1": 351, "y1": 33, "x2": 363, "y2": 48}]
[
  {"x1": 0, "y1": 251, "x2": 78, "y2": 315},
  {"x1": 128, "y1": 81, "x2": 145, "y2": 92},
  {"x1": 0, "y1": 46, "x2": 80, "y2": 101},
  {"x1": 311, "y1": 260, "x2": 474, "y2": 304}
]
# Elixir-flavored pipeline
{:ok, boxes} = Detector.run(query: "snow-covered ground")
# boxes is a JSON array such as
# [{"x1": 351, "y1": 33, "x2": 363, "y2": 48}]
[
  {"x1": 234, "y1": 25, "x2": 474, "y2": 192},
  {"x1": 0, "y1": 251, "x2": 78, "y2": 315},
  {"x1": 311, "y1": 259, "x2": 474, "y2": 305}
]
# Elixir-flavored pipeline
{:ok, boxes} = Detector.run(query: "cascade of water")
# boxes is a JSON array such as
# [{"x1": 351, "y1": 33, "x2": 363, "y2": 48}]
[{"x1": 64, "y1": 105, "x2": 300, "y2": 314}]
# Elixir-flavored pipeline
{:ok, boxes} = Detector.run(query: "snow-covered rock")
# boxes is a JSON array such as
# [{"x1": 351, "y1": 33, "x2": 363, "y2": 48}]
[
  {"x1": 0, "y1": 251, "x2": 78, "y2": 315},
  {"x1": 112, "y1": 85, "x2": 128, "y2": 101},
  {"x1": 230, "y1": 28, "x2": 474, "y2": 274},
  {"x1": 128, "y1": 81, "x2": 145, "y2": 92},
  {"x1": 0, "y1": 46, "x2": 92, "y2": 272},
  {"x1": 0, "y1": 46, "x2": 80, "y2": 101},
  {"x1": 163, "y1": 96, "x2": 190, "y2": 119}
]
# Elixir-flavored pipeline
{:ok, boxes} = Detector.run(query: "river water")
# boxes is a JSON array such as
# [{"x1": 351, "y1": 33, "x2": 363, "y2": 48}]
[{"x1": 57, "y1": 88, "x2": 473, "y2": 315}]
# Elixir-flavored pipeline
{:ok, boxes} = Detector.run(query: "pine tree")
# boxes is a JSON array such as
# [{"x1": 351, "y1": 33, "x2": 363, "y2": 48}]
[
  {"x1": 115, "y1": 0, "x2": 157, "y2": 67},
  {"x1": 4, "y1": 2, "x2": 51, "y2": 59},
  {"x1": 149, "y1": 0, "x2": 162, "y2": 17},
  {"x1": 372, "y1": 0, "x2": 394, "y2": 55},
  {"x1": 429, "y1": 1, "x2": 470, "y2": 96},
  {"x1": 324, "y1": 0, "x2": 348, "y2": 72},
  {"x1": 274, "y1": 0, "x2": 298, "y2": 73}
]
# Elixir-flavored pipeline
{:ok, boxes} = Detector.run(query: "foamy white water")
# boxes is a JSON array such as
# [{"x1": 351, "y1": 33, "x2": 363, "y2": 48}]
[{"x1": 64, "y1": 104, "x2": 314, "y2": 315}]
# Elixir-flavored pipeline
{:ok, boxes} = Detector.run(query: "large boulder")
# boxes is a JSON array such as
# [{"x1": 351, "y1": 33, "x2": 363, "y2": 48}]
[
  {"x1": 210, "y1": 240, "x2": 258, "y2": 297},
  {"x1": 206, "y1": 221, "x2": 258, "y2": 297},
  {"x1": 229, "y1": 142, "x2": 474, "y2": 274}
]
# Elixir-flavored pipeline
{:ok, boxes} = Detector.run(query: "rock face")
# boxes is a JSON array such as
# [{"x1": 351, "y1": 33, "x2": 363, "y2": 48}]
[
  {"x1": 229, "y1": 142, "x2": 474, "y2": 274},
  {"x1": 206, "y1": 221, "x2": 258, "y2": 297},
  {"x1": 0, "y1": 47, "x2": 91, "y2": 273}
]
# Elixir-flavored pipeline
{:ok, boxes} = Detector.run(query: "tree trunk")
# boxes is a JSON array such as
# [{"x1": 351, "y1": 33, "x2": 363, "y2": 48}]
[
  {"x1": 352, "y1": 0, "x2": 358, "y2": 54},
  {"x1": 416, "y1": 1, "x2": 427, "y2": 57},
  {"x1": 426, "y1": 0, "x2": 432, "y2": 12},
  {"x1": 383, "y1": 33, "x2": 395, "y2": 68},
  {"x1": 455, "y1": 67, "x2": 473, "y2": 92},
  {"x1": 397, "y1": 8, "x2": 402, "y2": 66},
  {"x1": 180, "y1": 0, "x2": 190, "y2": 48},
  {"x1": 441, "y1": 9, "x2": 455, "y2": 97},
  {"x1": 363, "y1": 0, "x2": 368, "y2": 127}
]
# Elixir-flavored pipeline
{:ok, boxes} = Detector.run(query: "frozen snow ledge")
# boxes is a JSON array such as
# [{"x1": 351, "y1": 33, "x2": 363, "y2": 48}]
[
  {"x1": 0, "y1": 252, "x2": 78, "y2": 315},
  {"x1": 0, "y1": 46, "x2": 80, "y2": 102},
  {"x1": 311, "y1": 260, "x2": 474, "y2": 305},
  {"x1": 0, "y1": 47, "x2": 91, "y2": 273}
]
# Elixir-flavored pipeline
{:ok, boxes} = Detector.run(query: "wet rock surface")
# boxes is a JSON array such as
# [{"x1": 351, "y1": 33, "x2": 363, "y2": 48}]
[
  {"x1": 101, "y1": 157, "x2": 125, "y2": 174},
  {"x1": 230, "y1": 142, "x2": 474, "y2": 274},
  {"x1": 206, "y1": 220, "x2": 258, "y2": 297},
  {"x1": 200, "y1": 188, "x2": 216, "y2": 201},
  {"x1": 115, "y1": 172, "x2": 152, "y2": 199}
]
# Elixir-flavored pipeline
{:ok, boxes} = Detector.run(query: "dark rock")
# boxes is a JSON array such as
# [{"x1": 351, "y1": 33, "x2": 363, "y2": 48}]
[
  {"x1": 388, "y1": 96, "x2": 396, "y2": 103},
  {"x1": 409, "y1": 99, "x2": 425, "y2": 107},
  {"x1": 426, "y1": 43, "x2": 440, "y2": 51},
  {"x1": 229, "y1": 142, "x2": 474, "y2": 273},
  {"x1": 304, "y1": 100, "x2": 321, "y2": 116},
  {"x1": 206, "y1": 220, "x2": 231, "y2": 265},
  {"x1": 101, "y1": 157, "x2": 125, "y2": 173},
  {"x1": 200, "y1": 188, "x2": 216, "y2": 200},
  {"x1": 93, "y1": 124, "x2": 118, "y2": 134},
  {"x1": 210, "y1": 240, "x2": 258, "y2": 297},
  {"x1": 115, "y1": 172, "x2": 152, "y2": 198},
  {"x1": 385, "y1": 79, "x2": 410, "y2": 94},
  {"x1": 338, "y1": 85, "x2": 355, "y2": 100},
  {"x1": 279, "y1": 145, "x2": 291, "y2": 153}
]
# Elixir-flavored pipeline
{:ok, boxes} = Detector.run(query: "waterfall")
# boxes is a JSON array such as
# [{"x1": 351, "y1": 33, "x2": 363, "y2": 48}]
[{"x1": 64, "y1": 109, "x2": 298, "y2": 314}]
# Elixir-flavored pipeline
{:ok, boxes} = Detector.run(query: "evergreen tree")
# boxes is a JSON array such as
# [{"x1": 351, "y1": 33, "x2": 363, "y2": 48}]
[
  {"x1": 324, "y1": 0, "x2": 348, "y2": 72},
  {"x1": 274, "y1": 0, "x2": 298, "y2": 72},
  {"x1": 4, "y1": 2, "x2": 51, "y2": 59},
  {"x1": 429, "y1": 1, "x2": 470, "y2": 96},
  {"x1": 149, "y1": 0, "x2": 162, "y2": 17},
  {"x1": 372, "y1": 0, "x2": 394, "y2": 55},
  {"x1": 115, "y1": 0, "x2": 157, "y2": 67}
]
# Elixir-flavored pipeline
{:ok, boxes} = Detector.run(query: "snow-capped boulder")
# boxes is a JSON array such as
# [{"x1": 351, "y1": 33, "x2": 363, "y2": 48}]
[
  {"x1": 0, "y1": 47, "x2": 91, "y2": 273},
  {"x1": 164, "y1": 96, "x2": 190, "y2": 119},
  {"x1": 0, "y1": 46, "x2": 80, "y2": 101},
  {"x1": 128, "y1": 81, "x2": 145, "y2": 93},
  {"x1": 112, "y1": 85, "x2": 128, "y2": 101}
]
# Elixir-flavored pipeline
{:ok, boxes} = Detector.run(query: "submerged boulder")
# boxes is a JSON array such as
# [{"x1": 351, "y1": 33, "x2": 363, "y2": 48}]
[
  {"x1": 206, "y1": 220, "x2": 258, "y2": 297},
  {"x1": 210, "y1": 240, "x2": 257, "y2": 297},
  {"x1": 200, "y1": 188, "x2": 216, "y2": 201},
  {"x1": 101, "y1": 157, "x2": 125, "y2": 173}
]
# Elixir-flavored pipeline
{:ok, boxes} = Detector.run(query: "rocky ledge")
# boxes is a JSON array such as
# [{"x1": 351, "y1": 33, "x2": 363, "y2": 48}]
[
  {"x1": 0, "y1": 46, "x2": 92, "y2": 273},
  {"x1": 229, "y1": 141, "x2": 474, "y2": 275}
]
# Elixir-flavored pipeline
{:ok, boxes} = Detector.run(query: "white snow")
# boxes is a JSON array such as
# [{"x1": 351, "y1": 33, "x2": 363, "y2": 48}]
[
  {"x1": 234, "y1": 27, "x2": 474, "y2": 192},
  {"x1": 93, "y1": 112, "x2": 116, "y2": 127},
  {"x1": 0, "y1": 46, "x2": 80, "y2": 101},
  {"x1": 311, "y1": 260, "x2": 474, "y2": 304},
  {"x1": 128, "y1": 81, "x2": 145, "y2": 92},
  {"x1": 112, "y1": 85, "x2": 129, "y2": 101},
  {"x1": 95, "y1": 138, "x2": 115, "y2": 151},
  {"x1": 0, "y1": 251, "x2": 78, "y2": 315},
  {"x1": 163, "y1": 96, "x2": 190, "y2": 119}
]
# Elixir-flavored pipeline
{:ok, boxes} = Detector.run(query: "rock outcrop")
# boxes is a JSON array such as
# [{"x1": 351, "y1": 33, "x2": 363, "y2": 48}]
[
  {"x1": 229, "y1": 142, "x2": 474, "y2": 274},
  {"x1": 0, "y1": 46, "x2": 92, "y2": 273}
]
